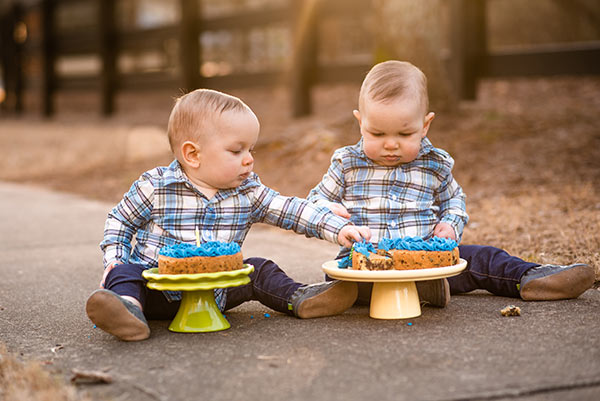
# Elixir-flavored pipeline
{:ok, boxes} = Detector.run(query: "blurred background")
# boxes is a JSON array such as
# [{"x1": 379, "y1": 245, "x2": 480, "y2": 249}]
[{"x1": 0, "y1": 0, "x2": 599, "y2": 272}]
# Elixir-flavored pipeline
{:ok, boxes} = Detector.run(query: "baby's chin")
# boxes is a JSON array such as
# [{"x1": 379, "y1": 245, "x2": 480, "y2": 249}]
[{"x1": 374, "y1": 159, "x2": 405, "y2": 167}]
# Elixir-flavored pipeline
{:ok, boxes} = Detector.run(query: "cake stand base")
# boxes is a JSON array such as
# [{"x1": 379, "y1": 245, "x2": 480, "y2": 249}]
[
  {"x1": 169, "y1": 290, "x2": 230, "y2": 332},
  {"x1": 370, "y1": 281, "x2": 421, "y2": 319}
]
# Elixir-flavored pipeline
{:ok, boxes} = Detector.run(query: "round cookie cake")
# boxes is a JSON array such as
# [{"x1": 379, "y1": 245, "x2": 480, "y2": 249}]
[
  {"x1": 158, "y1": 241, "x2": 243, "y2": 274},
  {"x1": 340, "y1": 237, "x2": 459, "y2": 271}
]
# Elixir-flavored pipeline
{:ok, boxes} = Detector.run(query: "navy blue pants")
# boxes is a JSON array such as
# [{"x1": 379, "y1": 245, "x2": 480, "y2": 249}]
[
  {"x1": 104, "y1": 257, "x2": 302, "y2": 320},
  {"x1": 350, "y1": 244, "x2": 539, "y2": 303}
]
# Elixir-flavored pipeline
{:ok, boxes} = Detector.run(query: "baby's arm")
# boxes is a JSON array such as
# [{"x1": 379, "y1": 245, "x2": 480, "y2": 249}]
[
  {"x1": 434, "y1": 163, "x2": 468, "y2": 241},
  {"x1": 252, "y1": 182, "x2": 368, "y2": 246},
  {"x1": 99, "y1": 178, "x2": 154, "y2": 286}
]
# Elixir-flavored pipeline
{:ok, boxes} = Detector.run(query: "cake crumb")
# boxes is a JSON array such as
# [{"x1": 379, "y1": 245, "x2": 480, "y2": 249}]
[{"x1": 500, "y1": 305, "x2": 521, "y2": 316}]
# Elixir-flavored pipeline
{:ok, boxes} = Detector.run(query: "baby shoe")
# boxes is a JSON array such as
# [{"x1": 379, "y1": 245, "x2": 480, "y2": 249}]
[
  {"x1": 288, "y1": 281, "x2": 358, "y2": 318},
  {"x1": 416, "y1": 278, "x2": 450, "y2": 308},
  {"x1": 86, "y1": 289, "x2": 150, "y2": 341},
  {"x1": 519, "y1": 263, "x2": 595, "y2": 301}
]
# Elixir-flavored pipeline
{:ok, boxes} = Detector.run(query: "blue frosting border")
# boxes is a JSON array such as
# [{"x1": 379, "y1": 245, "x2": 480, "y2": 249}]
[{"x1": 159, "y1": 241, "x2": 241, "y2": 258}]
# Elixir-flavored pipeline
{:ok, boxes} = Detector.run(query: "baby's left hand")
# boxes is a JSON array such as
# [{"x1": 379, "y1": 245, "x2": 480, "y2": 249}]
[
  {"x1": 338, "y1": 225, "x2": 371, "y2": 248},
  {"x1": 433, "y1": 222, "x2": 457, "y2": 240}
]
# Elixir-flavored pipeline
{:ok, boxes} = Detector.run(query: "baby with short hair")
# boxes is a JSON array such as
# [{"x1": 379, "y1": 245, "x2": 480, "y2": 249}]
[
  {"x1": 309, "y1": 60, "x2": 594, "y2": 306},
  {"x1": 86, "y1": 88, "x2": 371, "y2": 341}
]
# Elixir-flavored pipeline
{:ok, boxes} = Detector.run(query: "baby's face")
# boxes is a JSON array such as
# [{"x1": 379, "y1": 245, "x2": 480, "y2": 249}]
[
  {"x1": 190, "y1": 109, "x2": 259, "y2": 190},
  {"x1": 355, "y1": 97, "x2": 432, "y2": 167}
]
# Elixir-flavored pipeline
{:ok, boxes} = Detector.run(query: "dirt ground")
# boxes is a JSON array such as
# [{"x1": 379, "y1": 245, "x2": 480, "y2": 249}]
[{"x1": 1, "y1": 77, "x2": 599, "y2": 280}]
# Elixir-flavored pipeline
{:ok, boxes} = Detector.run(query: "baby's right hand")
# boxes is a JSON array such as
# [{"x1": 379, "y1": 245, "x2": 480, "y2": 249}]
[
  {"x1": 327, "y1": 202, "x2": 351, "y2": 219},
  {"x1": 99, "y1": 263, "x2": 117, "y2": 288}
]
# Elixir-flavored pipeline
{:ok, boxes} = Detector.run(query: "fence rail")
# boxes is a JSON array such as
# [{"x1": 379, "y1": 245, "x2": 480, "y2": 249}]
[{"x1": 1, "y1": 0, "x2": 599, "y2": 118}]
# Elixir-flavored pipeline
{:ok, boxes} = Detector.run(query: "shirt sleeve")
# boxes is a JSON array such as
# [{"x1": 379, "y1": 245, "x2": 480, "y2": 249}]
[
  {"x1": 100, "y1": 178, "x2": 155, "y2": 268},
  {"x1": 251, "y1": 183, "x2": 350, "y2": 245},
  {"x1": 434, "y1": 156, "x2": 469, "y2": 241},
  {"x1": 307, "y1": 150, "x2": 345, "y2": 208}
]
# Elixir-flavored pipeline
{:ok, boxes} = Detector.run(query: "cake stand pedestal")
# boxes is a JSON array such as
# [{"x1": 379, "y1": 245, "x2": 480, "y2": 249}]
[
  {"x1": 322, "y1": 259, "x2": 467, "y2": 319},
  {"x1": 142, "y1": 264, "x2": 254, "y2": 333}
]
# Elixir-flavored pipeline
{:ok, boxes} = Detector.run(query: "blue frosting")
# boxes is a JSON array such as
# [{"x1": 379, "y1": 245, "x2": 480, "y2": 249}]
[
  {"x1": 379, "y1": 236, "x2": 457, "y2": 252},
  {"x1": 159, "y1": 241, "x2": 240, "y2": 258},
  {"x1": 337, "y1": 237, "x2": 457, "y2": 268},
  {"x1": 337, "y1": 240, "x2": 375, "y2": 269}
]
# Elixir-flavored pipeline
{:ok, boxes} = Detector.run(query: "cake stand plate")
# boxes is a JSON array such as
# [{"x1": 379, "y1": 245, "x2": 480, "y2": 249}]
[
  {"x1": 142, "y1": 264, "x2": 254, "y2": 333},
  {"x1": 322, "y1": 259, "x2": 467, "y2": 320}
]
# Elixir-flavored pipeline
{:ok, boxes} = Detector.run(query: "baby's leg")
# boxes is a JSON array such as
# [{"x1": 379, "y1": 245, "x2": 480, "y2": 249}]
[
  {"x1": 448, "y1": 245, "x2": 536, "y2": 297},
  {"x1": 86, "y1": 264, "x2": 150, "y2": 341},
  {"x1": 225, "y1": 257, "x2": 357, "y2": 318},
  {"x1": 449, "y1": 245, "x2": 594, "y2": 300}
]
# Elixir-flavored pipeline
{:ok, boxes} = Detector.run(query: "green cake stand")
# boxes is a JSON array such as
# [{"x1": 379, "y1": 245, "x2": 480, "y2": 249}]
[{"x1": 142, "y1": 264, "x2": 254, "y2": 333}]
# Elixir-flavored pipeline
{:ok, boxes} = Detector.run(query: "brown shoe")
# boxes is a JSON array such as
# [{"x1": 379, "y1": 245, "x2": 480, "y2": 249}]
[
  {"x1": 416, "y1": 278, "x2": 450, "y2": 308},
  {"x1": 288, "y1": 281, "x2": 358, "y2": 318},
  {"x1": 520, "y1": 264, "x2": 595, "y2": 301},
  {"x1": 86, "y1": 289, "x2": 150, "y2": 341}
]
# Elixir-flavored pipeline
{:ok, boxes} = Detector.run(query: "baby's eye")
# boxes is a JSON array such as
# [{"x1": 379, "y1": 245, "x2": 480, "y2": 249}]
[
  {"x1": 370, "y1": 132, "x2": 384, "y2": 137},
  {"x1": 229, "y1": 150, "x2": 242, "y2": 155}
]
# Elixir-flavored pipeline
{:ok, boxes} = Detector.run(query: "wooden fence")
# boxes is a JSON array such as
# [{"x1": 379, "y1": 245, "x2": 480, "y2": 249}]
[{"x1": 1, "y1": 0, "x2": 599, "y2": 118}]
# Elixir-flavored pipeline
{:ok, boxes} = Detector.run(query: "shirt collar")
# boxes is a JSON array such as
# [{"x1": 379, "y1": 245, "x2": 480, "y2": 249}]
[{"x1": 161, "y1": 159, "x2": 189, "y2": 186}]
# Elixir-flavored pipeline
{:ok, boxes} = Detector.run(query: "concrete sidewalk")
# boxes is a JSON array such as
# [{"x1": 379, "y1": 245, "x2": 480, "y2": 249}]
[{"x1": 1, "y1": 181, "x2": 599, "y2": 401}]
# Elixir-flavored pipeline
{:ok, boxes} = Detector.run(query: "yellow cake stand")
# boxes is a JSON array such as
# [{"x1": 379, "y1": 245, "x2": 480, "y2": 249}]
[
  {"x1": 322, "y1": 259, "x2": 467, "y2": 319},
  {"x1": 142, "y1": 264, "x2": 254, "y2": 333}
]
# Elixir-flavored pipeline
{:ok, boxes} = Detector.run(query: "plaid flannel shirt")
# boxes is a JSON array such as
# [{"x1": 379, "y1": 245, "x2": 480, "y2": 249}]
[
  {"x1": 308, "y1": 138, "x2": 468, "y2": 259},
  {"x1": 101, "y1": 160, "x2": 350, "y2": 308}
]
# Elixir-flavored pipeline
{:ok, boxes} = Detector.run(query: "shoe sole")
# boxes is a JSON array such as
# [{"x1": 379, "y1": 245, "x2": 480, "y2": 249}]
[
  {"x1": 296, "y1": 281, "x2": 358, "y2": 319},
  {"x1": 86, "y1": 291, "x2": 150, "y2": 341},
  {"x1": 520, "y1": 264, "x2": 595, "y2": 301}
]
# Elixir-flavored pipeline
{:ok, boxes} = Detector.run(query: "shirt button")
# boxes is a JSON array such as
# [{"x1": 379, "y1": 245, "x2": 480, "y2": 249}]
[{"x1": 390, "y1": 221, "x2": 397, "y2": 228}]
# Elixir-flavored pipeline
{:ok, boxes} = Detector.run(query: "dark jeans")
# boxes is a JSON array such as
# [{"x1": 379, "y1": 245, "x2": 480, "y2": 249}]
[
  {"x1": 347, "y1": 245, "x2": 539, "y2": 303},
  {"x1": 104, "y1": 257, "x2": 302, "y2": 320}
]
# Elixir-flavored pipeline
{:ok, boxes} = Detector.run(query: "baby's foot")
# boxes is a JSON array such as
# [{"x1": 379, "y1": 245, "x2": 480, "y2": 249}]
[
  {"x1": 86, "y1": 289, "x2": 150, "y2": 341},
  {"x1": 519, "y1": 263, "x2": 595, "y2": 301}
]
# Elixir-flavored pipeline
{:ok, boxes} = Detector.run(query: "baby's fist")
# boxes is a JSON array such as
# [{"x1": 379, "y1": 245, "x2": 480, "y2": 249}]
[{"x1": 338, "y1": 225, "x2": 371, "y2": 248}]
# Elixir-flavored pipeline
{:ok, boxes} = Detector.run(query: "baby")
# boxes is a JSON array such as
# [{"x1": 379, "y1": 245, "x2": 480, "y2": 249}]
[
  {"x1": 86, "y1": 88, "x2": 370, "y2": 341},
  {"x1": 309, "y1": 60, "x2": 594, "y2": 306}
]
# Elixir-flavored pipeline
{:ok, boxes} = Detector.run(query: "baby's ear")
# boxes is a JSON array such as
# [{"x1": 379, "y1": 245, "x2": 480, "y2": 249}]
[
  {"x1": 352, "y1": 109, "x2": 361, "y2": 125},
  {"x1": 181, "y1": 141, "x2": 201, "y2": 168},
  {"x1": 422, "y1": 112, "x2": 435, "y2": 138}
]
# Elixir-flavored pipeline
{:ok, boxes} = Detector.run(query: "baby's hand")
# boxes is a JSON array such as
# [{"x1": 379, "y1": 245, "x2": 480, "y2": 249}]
[
  {"x1": 338, "y1": 225, "x2": 371, "y2": 248},
  {"x1": 433, "y1": 222, "x2": 457, "y2": 241},
  {"x1": 99, "y1": 263, "x2": 117, "y2": 288},
  {"x1": 326, "y1": 202, "x2": 351, "y2": 219}
]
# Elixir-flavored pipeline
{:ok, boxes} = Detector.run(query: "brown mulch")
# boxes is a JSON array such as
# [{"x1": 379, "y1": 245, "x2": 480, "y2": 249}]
[{"x1": 1, "y1": 77, "x2": 598, "y2": 279}]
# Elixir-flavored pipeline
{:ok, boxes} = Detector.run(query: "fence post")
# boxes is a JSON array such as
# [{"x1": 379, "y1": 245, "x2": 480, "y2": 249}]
[
  {"x1": 290, "y1": 0, "x2": 319, "y2": 117},
  {"x1": 41, "y1": 0, "x2": 56, "y2": 116},
  {"x1": 99, "y1": 0, "x2": 117, "y2": 116},
  {"x1": 179, "y1": 0, "x2": 201, "y2": 92},
  {"x1": 449, "y1": 0, "x2": 487, "y2": 100},
  {"x1": 0, "y1": 3, "x2": 24, "y2": 114}
]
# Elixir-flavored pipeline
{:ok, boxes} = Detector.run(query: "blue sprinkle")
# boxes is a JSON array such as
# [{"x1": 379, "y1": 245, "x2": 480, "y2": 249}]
[
  {"x1": 264, "y1": 313, "x2": 271, "y2": 318},
  {"x1": 93, "y1": 324, "x2": 97, "y2": 329},
  {"x1": 407, "y1": 322, "x2": 413, "y2": 326},
  {"x1": 250, "y1": 315, "x2": 254, "y2": 319}
]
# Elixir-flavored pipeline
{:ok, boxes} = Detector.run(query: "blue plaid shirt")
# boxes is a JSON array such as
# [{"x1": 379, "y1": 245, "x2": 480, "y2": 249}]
[
  {"x1": 101, "y1": 160, "x2": 350, "y2": 309},
  {"x1": 308, "y1": 138, "x2": 468, "y2": 259}
]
